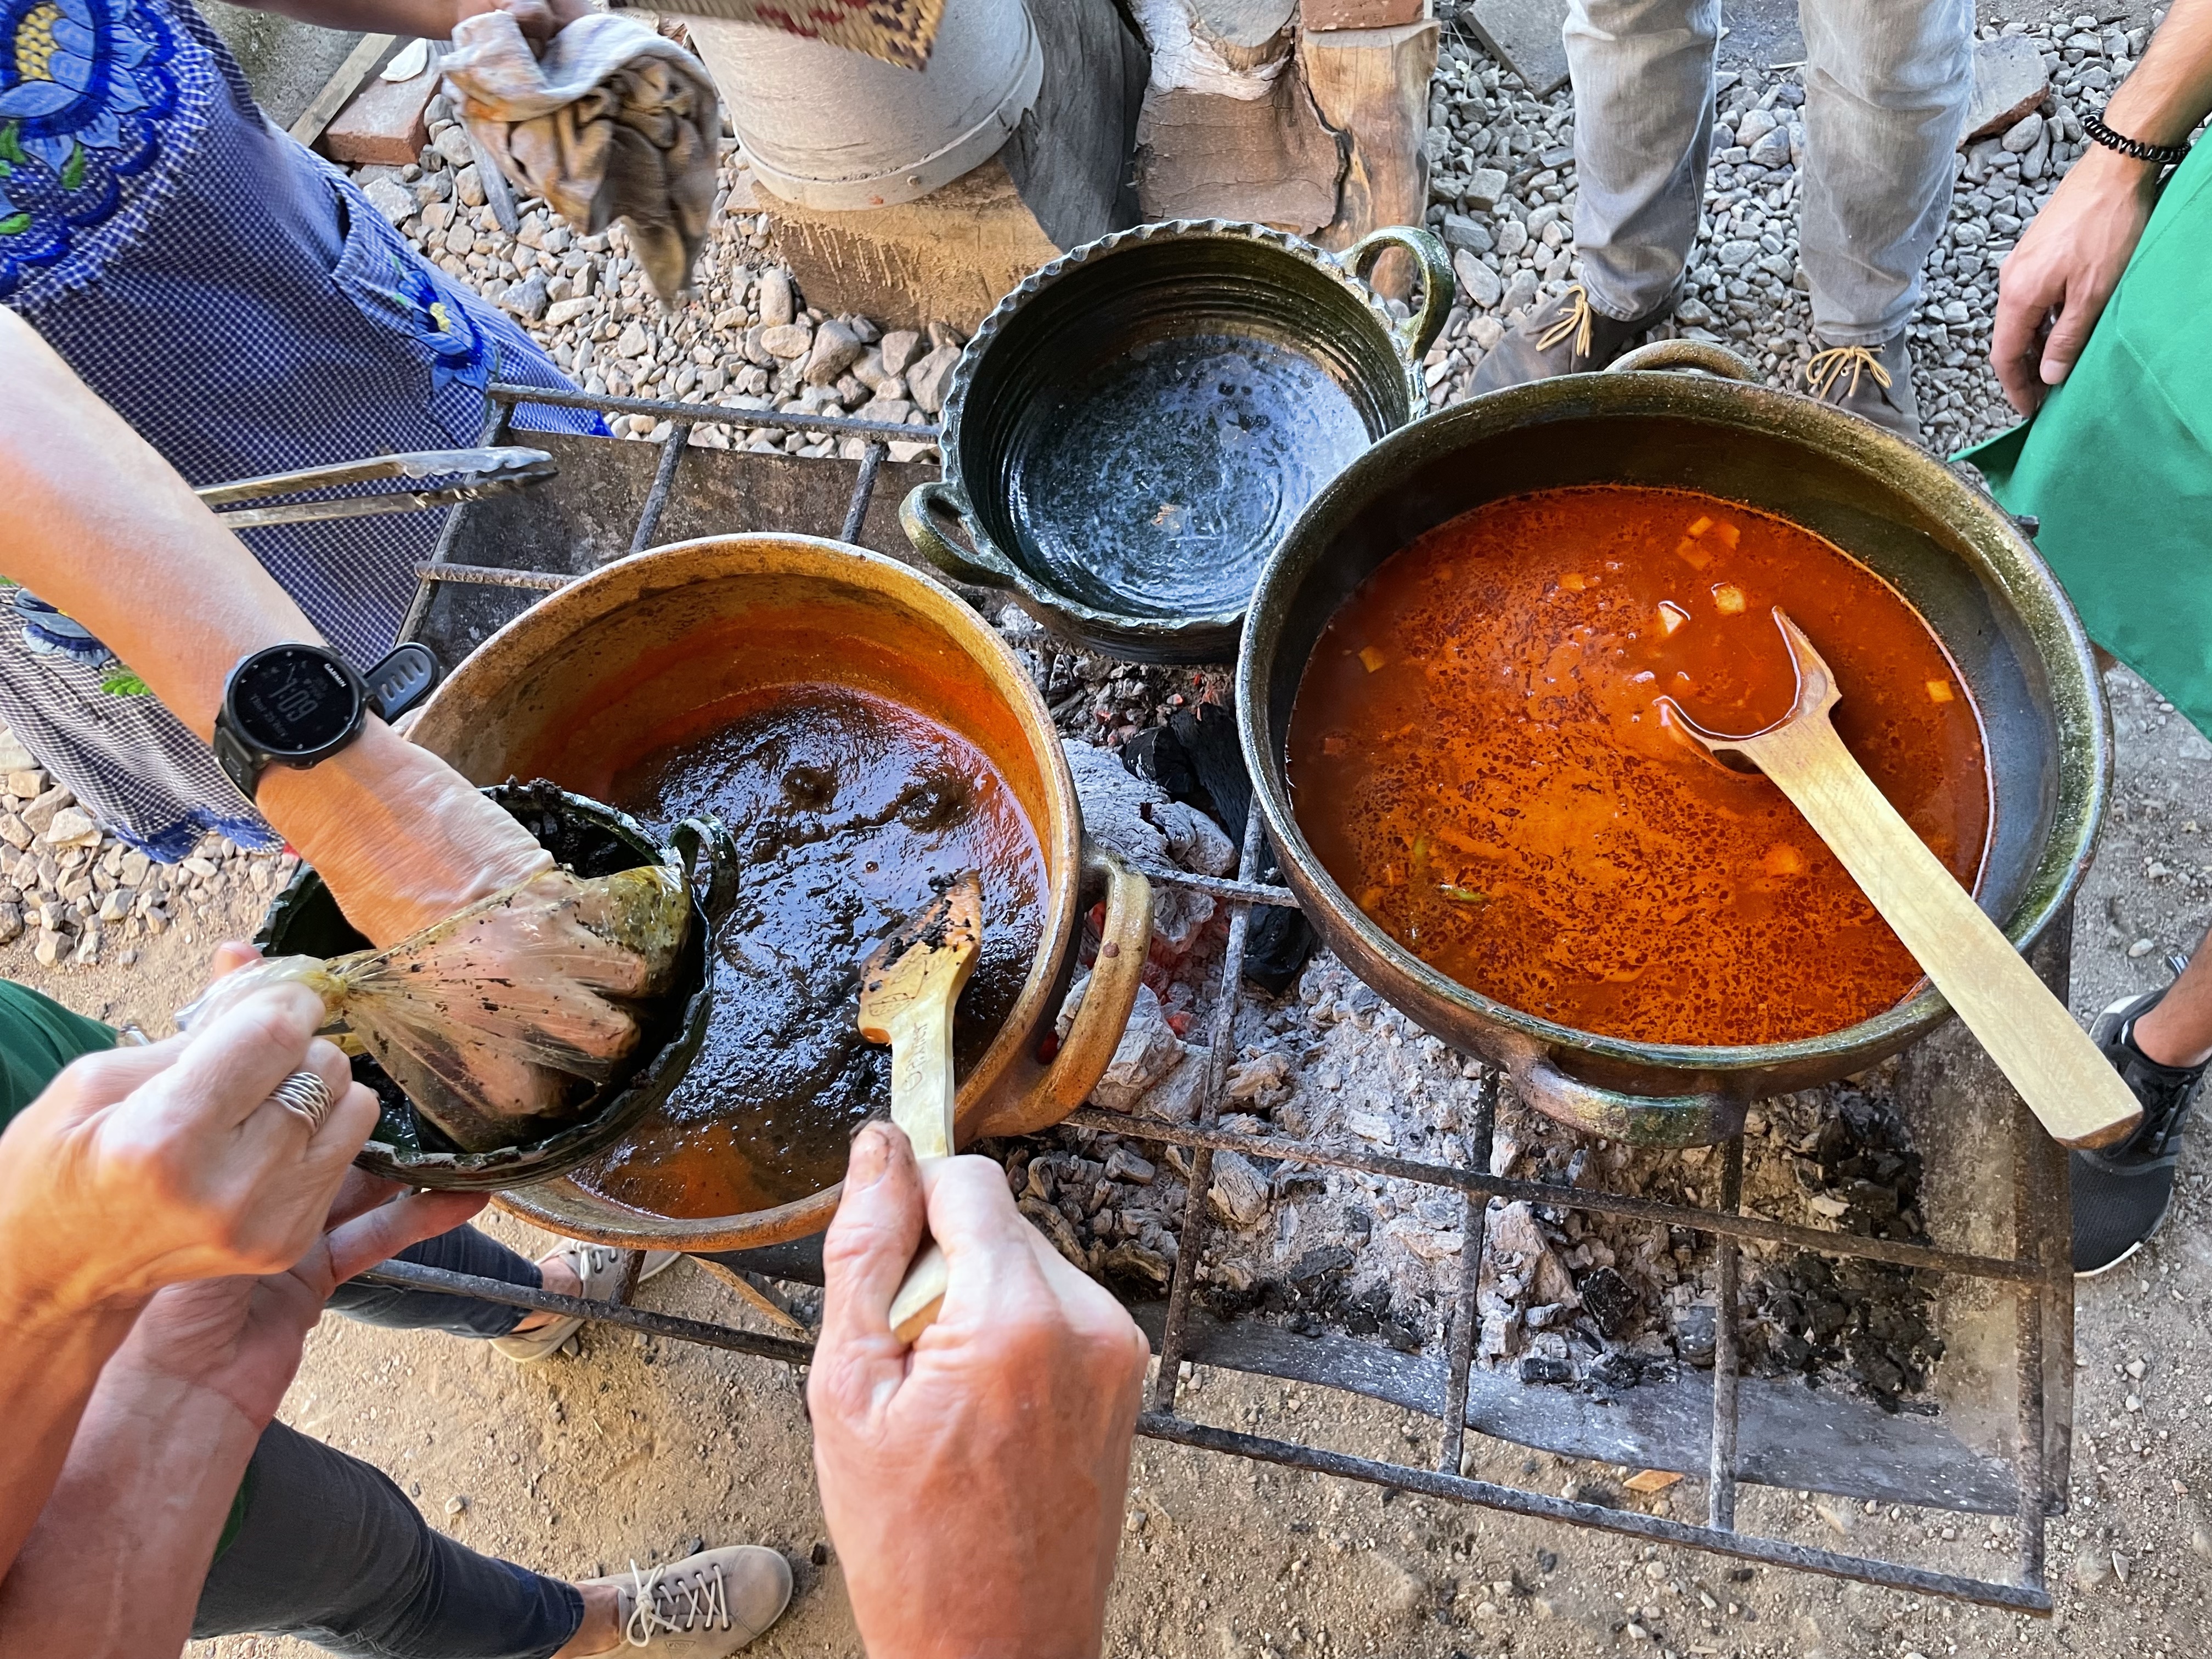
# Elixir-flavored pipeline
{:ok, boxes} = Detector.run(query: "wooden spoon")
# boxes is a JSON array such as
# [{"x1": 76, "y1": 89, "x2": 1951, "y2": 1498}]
[
  {"x1": 1660, "y1": 609, "x2": 2140, "y2": 1151},
  {"x1": 857, "y1": 872, "x2": 984, "y2": 1342}
]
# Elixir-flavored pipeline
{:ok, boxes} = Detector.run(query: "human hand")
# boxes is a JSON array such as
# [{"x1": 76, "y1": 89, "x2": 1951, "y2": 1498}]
[
  {"x1": 456, "y1": 0, "x2": 595, "y2": 46},
  {"x1": 1990, "y1": 146, "x2": 2162, "y2": 415},
  {"x1": 0, "y1": 981, "x2": 379, "y2": 1318},
  {"x1": 809, "y1": 1125, "x2": 1150, "y2": 1659},
  {"x1": 115, "y1": 1179, "x2": 484, "y2": 1431},
  {"x1": 256, "y1": 718, "x2": 552, "y2": 947}
]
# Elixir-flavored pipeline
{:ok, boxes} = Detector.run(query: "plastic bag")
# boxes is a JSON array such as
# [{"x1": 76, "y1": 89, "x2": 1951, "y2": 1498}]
[{"x1": 181, "y1": 865, "x2": 690, "y2": 1153}]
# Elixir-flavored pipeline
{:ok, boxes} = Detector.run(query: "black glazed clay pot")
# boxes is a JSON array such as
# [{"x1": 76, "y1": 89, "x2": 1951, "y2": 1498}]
[
  {"x1": 902, "y1": 219, "x2": 1455, "y2": 664},
  {"x1": 1238, "y1": 342, "x2": 2110, "y2": 1146},
  {"x1": 255, "y1": 781, "x2": 726, "y2": 1191}
]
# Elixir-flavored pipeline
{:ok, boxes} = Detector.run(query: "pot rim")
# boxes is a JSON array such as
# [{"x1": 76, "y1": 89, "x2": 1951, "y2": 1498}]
[
  {"x1": 934, "y1": 218, "x2": 1435, "y2": 642},
  {"x1": 1237, "y1": 373, "x2": 2113, "y2": 1076},
  {"x1": 410, "y1": 531, "x2": 1082, "y2": 1239}
]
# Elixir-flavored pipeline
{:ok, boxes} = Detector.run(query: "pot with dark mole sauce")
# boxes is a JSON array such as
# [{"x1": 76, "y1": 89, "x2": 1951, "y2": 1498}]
[{"x1": 408, "y1": 534, "x2": 1153, "y2": 1250}]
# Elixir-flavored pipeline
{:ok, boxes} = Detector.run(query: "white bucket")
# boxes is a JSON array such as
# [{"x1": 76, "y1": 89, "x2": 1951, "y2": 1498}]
[{"x1": 685, "y1": 0, "x2": 1045, "y2": 212}]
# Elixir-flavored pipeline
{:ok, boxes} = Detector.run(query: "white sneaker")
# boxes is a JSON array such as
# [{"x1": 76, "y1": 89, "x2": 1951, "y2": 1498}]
[
  {"x1": 579, "y1": 1546, "x2": 793, "y2": 1655},
  {"x1": 493, "y1": 1245, "x2": 681, "y2": 1365}
]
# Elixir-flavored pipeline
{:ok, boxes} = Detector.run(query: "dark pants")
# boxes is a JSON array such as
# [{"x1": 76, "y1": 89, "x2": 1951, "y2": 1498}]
[
  {"x1": 328, "y1": 1223, "x2": 543, "y2": 1339},
  {"x1": 194, "y1": 1421, "x2": 584, "y2": 1659},
  {"x1": 190, "y1": 1226, "x2": 583, "y2": 1658}
]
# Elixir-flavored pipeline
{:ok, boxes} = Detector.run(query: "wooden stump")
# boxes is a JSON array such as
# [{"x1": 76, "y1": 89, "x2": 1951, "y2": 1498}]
[
  {"x1": 1129, "y1": 0, "x2": 1345, "y2": 232},
  {"x1": 1301, "y1": 17, "x2": 1440, "y2": 295}
]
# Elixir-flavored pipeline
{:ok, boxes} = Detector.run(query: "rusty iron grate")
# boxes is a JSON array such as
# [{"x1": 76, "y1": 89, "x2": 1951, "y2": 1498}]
[{"x1": 368, "y1": 383, "x2": 2068, "y2": 1615}]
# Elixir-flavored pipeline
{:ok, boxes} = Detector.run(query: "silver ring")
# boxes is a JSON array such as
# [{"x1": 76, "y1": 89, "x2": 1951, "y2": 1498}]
[{"x1": 267, "y1": 1070, "x2": 335, "y2": 1135}]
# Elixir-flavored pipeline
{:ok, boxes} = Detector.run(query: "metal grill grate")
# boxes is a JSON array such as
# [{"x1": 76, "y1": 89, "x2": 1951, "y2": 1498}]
[{"x1": 369, "y1": 383, "x2": 2070, "y2": 1615}]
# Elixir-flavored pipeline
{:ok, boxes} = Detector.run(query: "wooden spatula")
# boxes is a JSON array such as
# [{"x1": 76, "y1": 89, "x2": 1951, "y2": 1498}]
[
  {"x1": 1661, "y1": 609, "x2": 2140, "y2": 1151},
  {"x1": 857, "y1": 873, "x2": 983, "y2": 1342}
]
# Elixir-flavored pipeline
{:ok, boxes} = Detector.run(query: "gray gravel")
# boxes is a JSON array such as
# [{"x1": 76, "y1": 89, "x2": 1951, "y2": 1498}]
[{"x1": 358, "y1": 100, "x2": 937, "y2": 462}]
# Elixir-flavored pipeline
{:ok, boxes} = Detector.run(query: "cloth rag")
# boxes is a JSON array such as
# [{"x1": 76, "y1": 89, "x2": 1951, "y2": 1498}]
[{"x1": 443, "y1": 11, "x2": 721, "y2": 302}]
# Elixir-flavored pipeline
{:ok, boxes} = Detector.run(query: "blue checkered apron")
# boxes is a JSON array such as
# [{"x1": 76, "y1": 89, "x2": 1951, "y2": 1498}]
[{"x1": 0, "y1": 0, "x2": 599, "y2": 859}]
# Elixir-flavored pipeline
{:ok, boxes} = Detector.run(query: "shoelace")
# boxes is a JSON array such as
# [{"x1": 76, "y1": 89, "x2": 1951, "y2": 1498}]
[
  {"x1": 622, "y1": 1559, "x2": 731, "y2": 1646},
  {"x1": 1803, "y1": 345, "x2": 1892, "y2": 404},
  {"x1": 1533, "y1": 284, "x2": 1595, "y2": 359}
]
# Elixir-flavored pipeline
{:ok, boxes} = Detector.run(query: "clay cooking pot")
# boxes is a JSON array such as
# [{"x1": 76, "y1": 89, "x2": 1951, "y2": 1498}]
[
  {"x1": 1239, "y1": 343, "x2": 2111, "y2": 1147},
  {"x1": 410, "y1": 533, "x2": 1152, "y2": 1249}
]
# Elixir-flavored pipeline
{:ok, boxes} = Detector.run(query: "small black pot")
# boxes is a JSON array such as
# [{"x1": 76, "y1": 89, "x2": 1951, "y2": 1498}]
[
  {"x1": 902, "y1": 219, "x2": 1455, "y2": 664},
  {"x1": 255, "y1": 781, "x2": 730, "y2": 1191}
]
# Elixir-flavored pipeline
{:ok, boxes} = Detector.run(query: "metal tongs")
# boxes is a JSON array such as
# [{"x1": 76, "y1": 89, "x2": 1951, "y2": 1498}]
[{"x1": 194, "y1": 446, "x2": 557, "y2": 529}]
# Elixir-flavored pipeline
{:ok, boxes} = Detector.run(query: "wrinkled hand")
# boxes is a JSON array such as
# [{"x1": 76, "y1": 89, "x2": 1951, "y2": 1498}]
[
  {"x1": 459, "y1": 0, "x2": 595, "y2": 46},
  {"x1": 1990, "y1": 147, "x2": 2161, "y2": 415},
  {"x1": 257, "y1": 720, "x2": 553, "y2": 948},
  {"x1": 0, "y1": 982, "x2": 379, "y2": 1317},
  {"x1": 810, "y1": 1126, "x2": 1150, "y2": 1659},
  {"x1": 117, "y1": 1177, "x2": 484, "y2": 1430}
]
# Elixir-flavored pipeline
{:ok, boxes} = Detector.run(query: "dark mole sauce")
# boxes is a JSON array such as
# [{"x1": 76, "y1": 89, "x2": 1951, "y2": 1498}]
[
  {"x1": 1288, "y1": 485, "x2": 1991, "y2": 1048},
  {"x1": 572, "y1": 685, "x2": 1046, "y2": 1218}
]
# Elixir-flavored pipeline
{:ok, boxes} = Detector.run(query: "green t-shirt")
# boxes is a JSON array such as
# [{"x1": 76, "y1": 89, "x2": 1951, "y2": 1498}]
[{"x1": 0, "y1": 979, "x2": 118, "y2": 1131}]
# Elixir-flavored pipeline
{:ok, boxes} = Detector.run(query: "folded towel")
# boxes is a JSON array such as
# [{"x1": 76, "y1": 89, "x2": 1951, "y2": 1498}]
[{"x1": 443, "y1": 10, "x2": 722, "y2": 302}]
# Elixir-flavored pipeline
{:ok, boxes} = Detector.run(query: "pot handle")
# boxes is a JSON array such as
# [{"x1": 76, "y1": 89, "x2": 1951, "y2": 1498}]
[
  {"x1": 668, "y1": 814, "x2": 741, "y2": 922},
  {"x1": 1502, "y1": 1043, "x2": 1744, "y2": 1148},
  {"x1": 900, "y1": 480, "x2": 1022, "y2": 590},
  {"x1": 1336, "y1": 225, "x2": 1457, "y2": 364},
  {"x1": 1606, "y1": 339, "x2": 1758, "y2": 381},
  {"x1": 1036, "y1": 839, "x2": 1155, "y2": 1114}
]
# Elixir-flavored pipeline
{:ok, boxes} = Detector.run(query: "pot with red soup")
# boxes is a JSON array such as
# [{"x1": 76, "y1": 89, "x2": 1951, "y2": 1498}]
[{"x1": 1236, "y1": 345, "x2": 2108, "y2": 1145}]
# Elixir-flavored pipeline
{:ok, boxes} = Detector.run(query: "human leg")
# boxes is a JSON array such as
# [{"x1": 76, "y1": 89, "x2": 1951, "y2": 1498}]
[
  {"x1": 192, "y1": 1420, "x2": 584, "y2": 1659},
  {"x1": 1471, "y1": 0, "x2": 1715, "y2": 390},
  {"x1": 326, "y1": 1225, "x2": 543, "y2": 1340},
  {"x1": 1565, "y1": 0, "x2": 1721, "y2": 321},
  {"x1": 1796, "y1": 0, "x2": 1973, "y2": 344}
]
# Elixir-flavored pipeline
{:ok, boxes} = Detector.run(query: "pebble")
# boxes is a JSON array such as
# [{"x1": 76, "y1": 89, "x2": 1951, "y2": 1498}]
[
  {"x1": 1453, "y1": 247, "x2": 1502, "y2": 308},
  {"x1": 756, "y1": 266, "x2": 795, "y2": 327},
  {"x1": 363, "y1": 174, "x2": 415, "y2": 228}
]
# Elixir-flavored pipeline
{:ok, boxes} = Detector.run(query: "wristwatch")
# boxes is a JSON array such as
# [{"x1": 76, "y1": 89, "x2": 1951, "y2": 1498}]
[{"x1": 211, "y1": 641, "x2": 440, "y2": 801}]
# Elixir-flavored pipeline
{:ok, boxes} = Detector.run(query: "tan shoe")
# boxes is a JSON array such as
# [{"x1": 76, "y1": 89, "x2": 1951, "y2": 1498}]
[
  {"x1": 1469, "y1": 283, "x2": 1674, "y2": 393},
  {"x1": 1801, "y1": 334, "x2": 1920, "y2": 444},
  {"x1": 579, "y1": 1547, "x2": 793, "y2": 1656},
  {"x1": 493, "y1": 1245, "x2": 680, "y2": 1365}
]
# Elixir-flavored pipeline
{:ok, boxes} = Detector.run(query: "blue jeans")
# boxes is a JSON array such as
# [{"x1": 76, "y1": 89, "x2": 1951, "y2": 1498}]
[{"x1": 190, "y1": 1227, "x2": 583, "y2": 1658}]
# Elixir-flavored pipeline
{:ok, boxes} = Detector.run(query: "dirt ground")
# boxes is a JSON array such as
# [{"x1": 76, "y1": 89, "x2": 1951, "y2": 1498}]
[{"x1": 2, "y1": 661, "x2": 2182, "y2": 1658}]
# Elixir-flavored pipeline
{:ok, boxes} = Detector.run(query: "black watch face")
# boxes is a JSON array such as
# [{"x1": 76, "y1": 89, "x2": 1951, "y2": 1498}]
[{"x1": 230, "y1": 647, "x2": 359, "y2": 757}]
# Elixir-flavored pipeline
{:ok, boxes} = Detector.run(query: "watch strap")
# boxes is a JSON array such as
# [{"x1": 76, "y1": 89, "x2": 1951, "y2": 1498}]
[
  {"x1": 211, "y1": 718, "x2": 268, "y2": 802},
  {"x1": 365, "y1": 643, "x2": 441, "y2": 723}
]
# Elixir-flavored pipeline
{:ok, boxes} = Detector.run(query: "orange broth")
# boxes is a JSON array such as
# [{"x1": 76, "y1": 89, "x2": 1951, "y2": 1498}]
[{"x1": 1286, "y1": 485, "x2": 1991, "y2": 1046}]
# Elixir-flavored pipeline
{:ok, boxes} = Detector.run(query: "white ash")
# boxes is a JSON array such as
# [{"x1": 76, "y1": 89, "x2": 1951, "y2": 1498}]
[
  {"x1": 1420, "y1": 9, "x2": 2138, "y2": 457},
  {"x1": 0, "y1": 723, "x2": 294, "y2": 970}
]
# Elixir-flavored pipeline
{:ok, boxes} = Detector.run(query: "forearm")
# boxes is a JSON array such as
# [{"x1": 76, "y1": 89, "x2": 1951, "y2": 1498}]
[
  {"x1": 0, "y1": 1292, "x2": 144, "y2": 1582},
  {"x1": 2103, "y1": 0, "x2": 2212, "y2": 145},
  {"x1": 0, "y1": 312, "x2": 325, "y2": 743},
  {"x1": 224, "y1": 0, "x2": 471, "y2": 40},
  {"x1": 0, "y1": 1368, "x2": 263, "y2": 1655}
]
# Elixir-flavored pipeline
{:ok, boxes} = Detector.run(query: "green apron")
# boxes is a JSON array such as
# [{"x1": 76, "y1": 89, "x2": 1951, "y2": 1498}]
[{"x1": 1958, "y1": 138, "x2": 2212, "y2": 734}]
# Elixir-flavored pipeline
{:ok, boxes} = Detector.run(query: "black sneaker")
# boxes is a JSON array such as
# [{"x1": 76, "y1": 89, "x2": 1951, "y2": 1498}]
[{"x1": 2072, "y1": 972, "x2": 2205, "y2": 1277}]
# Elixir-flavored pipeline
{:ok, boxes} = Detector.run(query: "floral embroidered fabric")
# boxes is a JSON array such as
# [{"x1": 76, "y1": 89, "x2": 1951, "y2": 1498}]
[{"x1": 0, "y1": 0, "x2": 198, "y2": 301}]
